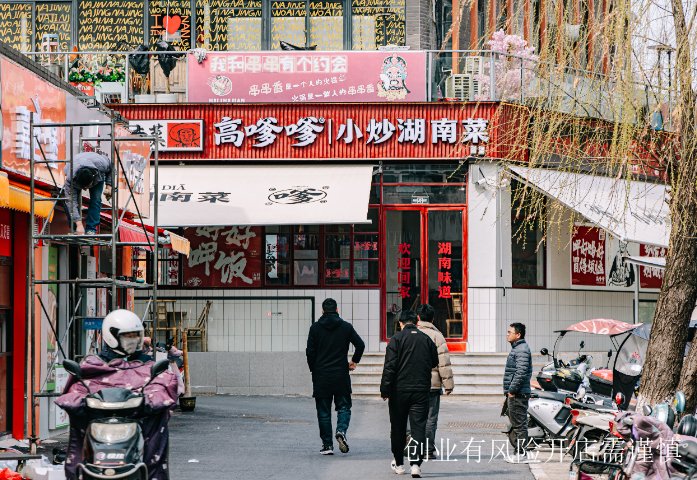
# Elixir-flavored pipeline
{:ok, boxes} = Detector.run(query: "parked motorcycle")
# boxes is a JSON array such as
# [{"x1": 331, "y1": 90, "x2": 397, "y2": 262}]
[
  {"x1": 62, "y1": 358, "x2": 170, "y2": 480},
  {"x1": 535, "y1": 319, "x2": 642, "y2": 405}
]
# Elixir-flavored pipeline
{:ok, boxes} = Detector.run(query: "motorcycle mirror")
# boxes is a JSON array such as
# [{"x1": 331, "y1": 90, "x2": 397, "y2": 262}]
[
  {"x1": 579, "y1": 341, "x2": 585, "y2": 350},
  {"x1": 63, "y1": 359, "x2": 82, "y2": 380},
  {"x1": 150, "y1": 359, "x2": 169, "y2": 379},
  {"x1": 607, "y1": 350, "x2": 613, "y2": 358},
  {"x1": 540, "y1": 348, "x2": 549, "y2": 356},
  {"x1": 614, "y1": 392, "x2": 626, "y2": 407},
  {"x1": 642, "y1": 405, "x2": 653, "y2": 416},
  {"x1": 673, "y1": 392, "x2": 686, "y2": 414}
]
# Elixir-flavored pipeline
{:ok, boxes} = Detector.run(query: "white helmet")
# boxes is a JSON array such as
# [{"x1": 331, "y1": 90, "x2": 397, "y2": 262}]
[{"x1": 102, "y1": 309, "x2": 144, "y2": 356}]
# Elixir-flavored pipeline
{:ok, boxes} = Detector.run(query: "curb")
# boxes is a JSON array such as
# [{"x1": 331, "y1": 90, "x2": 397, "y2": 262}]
[{"x1": 529, "y1": 463, "x2": 549, "y2": 480}]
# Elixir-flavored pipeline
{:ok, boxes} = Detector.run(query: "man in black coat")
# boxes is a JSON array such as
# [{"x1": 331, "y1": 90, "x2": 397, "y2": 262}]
[
  {"x1": 306, "y1": 298, "x2": 365, "y2": 455},
  {"x1": 380, "y1": 311, "x2": 439, "y2": 478}
]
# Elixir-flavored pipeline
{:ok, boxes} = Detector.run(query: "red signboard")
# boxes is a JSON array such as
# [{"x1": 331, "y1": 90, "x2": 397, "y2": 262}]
[
  {"x1": 187, "y1": 51, "x2": 427, "y2": 103},
  {"x1": 571, "y1": 225, "x2": 606, "y2": 286},
  {"x1": 640, "y1": 244, "x2": 666, "y2": 289},
  {"x1": 115, "y1": 103, "x2": 523, "y2": 162},
  {"x1": 182, "y1": 226, "x2": 262, "y2": 287},
  {"x1": 0, "y1": 209, "x2": 10, "y2": 257}
]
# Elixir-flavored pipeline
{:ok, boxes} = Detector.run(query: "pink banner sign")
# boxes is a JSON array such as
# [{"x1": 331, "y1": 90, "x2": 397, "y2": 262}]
[{"x1": 188, "y1": 51, "x2": 427, "y2": 103}]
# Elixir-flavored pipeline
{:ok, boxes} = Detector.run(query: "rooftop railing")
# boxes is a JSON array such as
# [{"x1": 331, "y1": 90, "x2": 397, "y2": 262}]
[{"x1": 21, "y1": 49, "x2": 673, "y2": 131}]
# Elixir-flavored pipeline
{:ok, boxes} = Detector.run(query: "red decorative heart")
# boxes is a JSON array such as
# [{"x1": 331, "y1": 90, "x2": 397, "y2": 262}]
[{"x1": 163, "y1": 15, "x2": 182, "y2": 35}]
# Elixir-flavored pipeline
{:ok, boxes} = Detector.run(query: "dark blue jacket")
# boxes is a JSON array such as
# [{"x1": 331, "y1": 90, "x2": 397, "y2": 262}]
[{"x1": 503, "y1": 339, "x2": 532, "y2": 395}]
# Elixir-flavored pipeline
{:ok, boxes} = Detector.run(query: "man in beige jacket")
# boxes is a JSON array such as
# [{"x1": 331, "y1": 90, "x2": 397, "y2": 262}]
[{"x1": 416, "y1": 303, "x2": 454, "y2": 458}]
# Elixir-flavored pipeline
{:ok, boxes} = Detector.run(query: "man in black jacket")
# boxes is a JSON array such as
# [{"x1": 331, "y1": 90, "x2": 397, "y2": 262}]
[
  {"x1": 380, "y1": 311, "x2": 439, "y2": 478},
  {"x1": 306, "y1": 298, "x2": 365, "y2": 455}
]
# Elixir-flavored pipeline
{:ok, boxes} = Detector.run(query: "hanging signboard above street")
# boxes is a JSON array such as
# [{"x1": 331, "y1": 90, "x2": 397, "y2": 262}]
[{"x1": 187, "y1": 51, "x2": 427, "y2": 103}]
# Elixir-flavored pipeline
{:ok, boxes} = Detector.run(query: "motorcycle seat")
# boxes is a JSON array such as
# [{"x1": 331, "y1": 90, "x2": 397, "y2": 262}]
[{"x1": 531, "y1": 391, "x2": 570, "y2": 402}]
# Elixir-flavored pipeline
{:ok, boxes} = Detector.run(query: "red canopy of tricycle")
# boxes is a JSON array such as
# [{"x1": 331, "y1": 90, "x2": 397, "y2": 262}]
[{"x1": 557, "y1": 319, "x2": 640, "y2": 336}]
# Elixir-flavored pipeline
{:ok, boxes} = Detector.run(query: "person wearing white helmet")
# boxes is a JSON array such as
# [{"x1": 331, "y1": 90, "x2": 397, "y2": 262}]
[{"x1": 100, "y1": 309, "x2": 152, "y2": 362}]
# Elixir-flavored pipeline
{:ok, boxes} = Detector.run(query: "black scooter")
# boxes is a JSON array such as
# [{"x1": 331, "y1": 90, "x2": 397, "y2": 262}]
[{"x1": 63, "y1": 359, "x2": 169, "y2": 480}]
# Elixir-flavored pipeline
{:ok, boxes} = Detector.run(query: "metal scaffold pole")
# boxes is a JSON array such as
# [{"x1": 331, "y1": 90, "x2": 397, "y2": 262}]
[{"x1": 26, "y1": 116, "x2": 159, "y2": 451}]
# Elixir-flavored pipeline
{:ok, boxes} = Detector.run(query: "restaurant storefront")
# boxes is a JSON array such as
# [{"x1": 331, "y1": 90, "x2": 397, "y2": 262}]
[{"x1": 117, "y1": 102, "x2": 523, "y2": 352}]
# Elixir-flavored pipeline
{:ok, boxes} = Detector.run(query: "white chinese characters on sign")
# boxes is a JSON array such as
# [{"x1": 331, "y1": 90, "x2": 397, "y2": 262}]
[
  {"x1": 210, "y1": 55, "x2": 348, "y2": 75},
  {"x1": 213, "y1": 117, "x2": 490, "y2": 151},
  {"x1": 185, "y1": 226, "x2": 261, "y2": 287}
]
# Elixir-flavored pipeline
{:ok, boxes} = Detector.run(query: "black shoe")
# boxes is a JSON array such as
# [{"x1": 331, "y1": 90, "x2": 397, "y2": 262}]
[
  {"x1": 320, "y1": 445, "x2": 334, "y2": 455},
  {"x1": 335, "y1": 431, "x2": 349, "y2": 453}
]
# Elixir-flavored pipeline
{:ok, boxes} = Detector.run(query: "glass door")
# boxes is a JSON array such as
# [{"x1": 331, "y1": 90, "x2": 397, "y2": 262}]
[
  {"x1": 383, "y1": 208, "x2": 466, "y2": 344},
  {"x1": 426, "y1": 210, "x2": 464, "y2": 340},
  {"x1": 385, "y1": 210, "x2": 422, "y2": 338}
]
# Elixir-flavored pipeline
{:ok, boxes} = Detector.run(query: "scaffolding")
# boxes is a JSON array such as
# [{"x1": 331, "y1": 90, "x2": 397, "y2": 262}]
[{"x1": 26, "y1": 117, "x2": 160, "y2": 451}]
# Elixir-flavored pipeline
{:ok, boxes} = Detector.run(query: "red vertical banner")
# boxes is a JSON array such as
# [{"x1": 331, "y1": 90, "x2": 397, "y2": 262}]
[
  {"x1": 397, "y1": 242, "x2": 412, "y2": 298},
  {"x1": 437, "y1": 241, "x2": 452, "y2": 298},
  {"x1": 183, "y1": 226, "x2": 262, "y2": 287},
  {"x1": 571, "y1": 225, "x2": 606, "y2": 286},
  {"x1": 0, "y1": 209, "x2": 11, "y2": 257},
  {"x1": 639, "y1": 244, "x2": 666, "y2": 289}
]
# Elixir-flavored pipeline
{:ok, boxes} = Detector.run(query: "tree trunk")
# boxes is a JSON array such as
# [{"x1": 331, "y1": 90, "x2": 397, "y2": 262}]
[
  {"x1": 638, "y1": 0, "x2": 697, "y2": 408},
  {"x1": 678, "y1": 343, "x2": 697, "y2": 412}
]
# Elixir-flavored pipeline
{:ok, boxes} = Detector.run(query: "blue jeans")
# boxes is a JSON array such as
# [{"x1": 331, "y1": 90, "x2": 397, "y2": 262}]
[
  {"x1": 68, "y1": 180, "x2": 104, "y2": 232},
  {"x1": 315, "y1": 395, "x2": 351, "y2": 446}
]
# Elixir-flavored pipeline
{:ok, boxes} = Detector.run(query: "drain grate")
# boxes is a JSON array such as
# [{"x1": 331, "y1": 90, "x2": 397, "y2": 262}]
[{"x1": 444, "y1": 421, "x2": 507, "y2": 430}]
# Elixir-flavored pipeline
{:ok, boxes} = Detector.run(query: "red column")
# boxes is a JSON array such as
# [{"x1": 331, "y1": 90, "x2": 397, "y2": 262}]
[{"x1": 12, "y1": 213, "x2": 28, "y2": 439}]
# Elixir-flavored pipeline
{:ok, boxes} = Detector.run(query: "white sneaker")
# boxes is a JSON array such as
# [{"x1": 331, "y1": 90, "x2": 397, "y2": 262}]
[
  {"x1": 391, "y1": 460, "x2": 406, "y2": 474},
  {"x1": 505, "y1": 452, "x2": 529, "y2": 464},
  {"x1": 410, "y1": 464, "x2": 422, "y2": 478}
]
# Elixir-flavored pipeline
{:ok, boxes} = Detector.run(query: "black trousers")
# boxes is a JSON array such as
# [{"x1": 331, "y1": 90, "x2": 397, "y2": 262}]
[
  {"x1": 507, "y1": 394, "x2": 530, "y2": 454},
  {"x1": 389, "y1": 391, "x2": 429, "y2": 466}
]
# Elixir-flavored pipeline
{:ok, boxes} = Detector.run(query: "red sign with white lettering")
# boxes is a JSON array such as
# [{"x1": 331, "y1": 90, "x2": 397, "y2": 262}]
[
  {"x1": 182, "y1": 226, "x2": 262, "y2": 288},
  {"x1": 639, "y1": 244, "x2": 666, "y2": 289},
  {"x1": 571, "y1": 226, "x2": 606, "y2": 286},
  {"x1": 0, "y1": 209, "x2": 10, "y2": 257},
  {"x1": 114, "y1": 103, "x2": 525, "y2": 162}
]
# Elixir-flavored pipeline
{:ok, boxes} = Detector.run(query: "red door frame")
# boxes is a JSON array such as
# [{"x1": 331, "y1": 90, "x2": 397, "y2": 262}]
[{"x1": 379, "y1": 205, "x2": 468, "y2": 351}]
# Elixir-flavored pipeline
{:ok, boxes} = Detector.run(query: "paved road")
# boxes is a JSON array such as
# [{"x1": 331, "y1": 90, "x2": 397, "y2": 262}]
[{"x1": 169, "y1": 395, "x2": 535, "y2": 480}]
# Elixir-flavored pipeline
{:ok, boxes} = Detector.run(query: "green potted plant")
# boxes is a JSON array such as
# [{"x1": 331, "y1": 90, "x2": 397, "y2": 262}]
[
  {"x1": 68, "y1": 64, "x2": 99, "y2": 96},
  {"x1": 95, "y1": 58, "x2": 127, "y2": 102}
]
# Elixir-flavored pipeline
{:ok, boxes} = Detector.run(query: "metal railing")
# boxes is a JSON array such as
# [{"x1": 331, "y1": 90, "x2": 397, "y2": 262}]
[{"x1": 21, "y1": 49, "x2": 673, "y2": 130}]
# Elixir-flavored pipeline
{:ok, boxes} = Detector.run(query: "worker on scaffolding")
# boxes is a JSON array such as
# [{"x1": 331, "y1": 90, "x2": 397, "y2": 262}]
[
  {"x1": 64, "y1": 143, "x2": 113, "y2": 235},
  {"x1": 57, "y1": 310, "x2": 179, "y2": 479}
]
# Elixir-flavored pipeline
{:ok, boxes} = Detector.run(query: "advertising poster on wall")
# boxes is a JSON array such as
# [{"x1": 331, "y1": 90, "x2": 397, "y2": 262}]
[
  {"x1": 639, "y1": 244, "x2": 666, "y2": 289},
  {"x1": 183, "y1": 226, "x2": 262, "y2": 287},
  {"x1": 571, "y1": 224, "x2": 644, "y2": 290},
  {"x1": 571, "y1": 225, "x2": 606, "y2": 286},
  {"x1": 1, "y1": 57, "x2": 67, "y2": 184},
  {"x1": 188, "y1": 51, "x2": 427, "y2": 103}
]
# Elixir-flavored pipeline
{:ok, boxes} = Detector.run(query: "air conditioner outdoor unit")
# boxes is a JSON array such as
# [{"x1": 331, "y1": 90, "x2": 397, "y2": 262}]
[
  {"x1": 445, "y1": 74, "x2": 481, "y2": 100},
  {"x1": 464, "y1": 56, "x2": 484, "y2": 75}
]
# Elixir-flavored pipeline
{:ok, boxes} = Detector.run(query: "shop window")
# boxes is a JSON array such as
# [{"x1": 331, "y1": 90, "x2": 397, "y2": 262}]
[
  {"x1": 271, "y1": 1, "x2": 344, "y2": 50},
  {"x1": 157, "y1": 248, "x2": 180, "y2": 286},
  {"x1": 35, "y1": 2, "x2": 71, "y2": 52},
  {"x1": 511, "y1": 209, "x2": 545, "y2": 288},
  {"x1": 325, "y1": 228, "x2": 351, "y2": 285},
  {"x1": 352, "y1": 0, "x2": 406, "y2": 49},
  {"x1": 380, "y1": 163, "x2": 468, "y2": 205},
  {"x1": 294, "y1": 225, "x2": 320, "y2": 286},
  {"x1": 0, "y1": 261, "x2": 10, "y2": 308},
  {"x1": 149, "y1": 0, "x2": 192, "y2": 50},
  {"x1": 196, "y1": 0, "x2": 262, "y2": 50},
  {"x1": 0, "y1": 2, "x2": 32, "y2": 52},
  {"x1": 265, "y1": 226, "x2": 292, "y2": 286}
]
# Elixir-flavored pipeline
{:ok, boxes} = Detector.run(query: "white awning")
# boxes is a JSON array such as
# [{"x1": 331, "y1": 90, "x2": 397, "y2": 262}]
[
  {"x1": 624, "y1": 255, "x2": 666, "y2": 269},
  {"x1": 509, "y1": 166, "x2": 670, "y2": 247},
  {"x1": 152, "y1": 165, "x2": 373, "y2": 227}
]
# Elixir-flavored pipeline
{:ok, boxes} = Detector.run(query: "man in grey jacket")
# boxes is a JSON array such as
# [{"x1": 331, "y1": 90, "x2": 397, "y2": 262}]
[
  {"x1": 415, "y1": 304, "x2": 454, "y2": 458},
  {"x1": 65, "y1": 147, "x2": 113, "y2": 235},
  {"x1": 503, "y1": 322, "x2": 533, "y2": 463}
]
